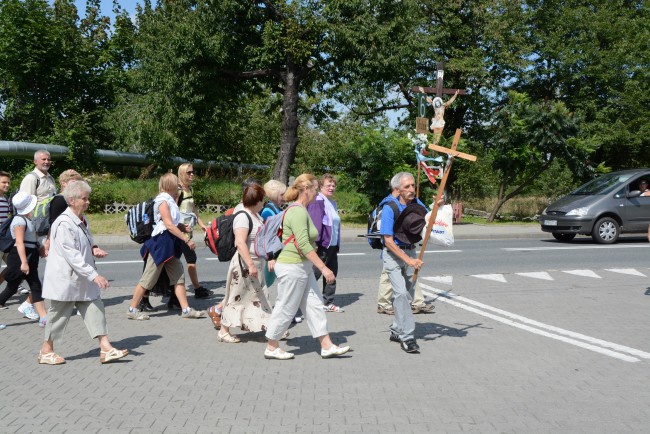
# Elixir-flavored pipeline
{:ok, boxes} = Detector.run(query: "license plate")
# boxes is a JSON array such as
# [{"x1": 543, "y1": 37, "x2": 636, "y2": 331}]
[{"x1": 543, "y1": 220, "x2": 557, "y2": 226}]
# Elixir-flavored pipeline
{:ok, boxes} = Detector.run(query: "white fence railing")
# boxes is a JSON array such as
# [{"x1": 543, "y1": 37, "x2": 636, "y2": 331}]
[{"x1": 105, "y1": 202, "x2": 351, "y2": 215}]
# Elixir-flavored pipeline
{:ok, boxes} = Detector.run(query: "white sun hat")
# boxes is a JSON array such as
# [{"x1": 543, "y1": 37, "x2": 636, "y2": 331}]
[{"x1": 12, "y1": 191, "x2": 37, "y2": 216}]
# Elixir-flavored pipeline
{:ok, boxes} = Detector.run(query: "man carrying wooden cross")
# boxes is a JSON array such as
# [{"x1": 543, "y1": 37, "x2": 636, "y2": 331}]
[{"x1": 379, "y1": 171, "x2": 431, "y2": 354}]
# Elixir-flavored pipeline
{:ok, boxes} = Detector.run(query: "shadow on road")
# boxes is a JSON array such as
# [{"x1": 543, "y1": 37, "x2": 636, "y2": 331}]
[
  {"x1": 65, "y1": 334, "x2": 162, "y2": 361},
  {"x1": 418, "y1": 321, "x2": 489, "y2": 341}
]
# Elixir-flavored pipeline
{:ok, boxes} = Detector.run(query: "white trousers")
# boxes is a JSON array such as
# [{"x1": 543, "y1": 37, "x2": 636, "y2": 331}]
[{"x1": 265, "y1": 261, "x2": 328, "y2": 341}]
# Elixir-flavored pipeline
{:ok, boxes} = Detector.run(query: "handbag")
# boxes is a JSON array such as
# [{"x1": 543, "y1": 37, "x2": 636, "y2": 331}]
[{"x1": 422, "y1": 204, "x2": 455, "y2": 247}]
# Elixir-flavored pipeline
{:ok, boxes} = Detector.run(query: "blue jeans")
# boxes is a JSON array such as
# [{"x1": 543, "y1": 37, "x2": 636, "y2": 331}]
[{"x1": 383, "y1": 247, "x2": 416, "y2": 341}]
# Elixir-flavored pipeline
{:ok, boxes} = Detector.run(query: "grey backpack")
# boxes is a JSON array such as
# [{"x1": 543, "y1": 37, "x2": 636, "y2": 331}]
[{"x1": 253, "y1": 204, "x2": 301, "y2": 260}]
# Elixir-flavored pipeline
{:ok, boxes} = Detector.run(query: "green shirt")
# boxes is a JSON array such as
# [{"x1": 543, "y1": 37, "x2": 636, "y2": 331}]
[{"x1": 277, "y1": 205, "x2": 316, "y2": 264}]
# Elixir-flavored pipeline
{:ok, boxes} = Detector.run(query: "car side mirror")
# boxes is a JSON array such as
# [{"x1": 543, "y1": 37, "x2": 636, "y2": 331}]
[{"x1": 627, "y1": 190, "x2": 642, "y2": 198}]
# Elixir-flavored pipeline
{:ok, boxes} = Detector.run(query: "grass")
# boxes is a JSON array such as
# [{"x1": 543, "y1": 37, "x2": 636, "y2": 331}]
[
  {"x1": 87, "y1": 209, "x2": 536, "y2": 236},
  {"x1": 461, "y1": 196, "x2": 551, "y2": 219},
  {"x1": 87, "y1": 212, "x2": 221, "y2": 235},
  {"x1": 83, "y1": 178, "x2": 548, "y2": 233}
]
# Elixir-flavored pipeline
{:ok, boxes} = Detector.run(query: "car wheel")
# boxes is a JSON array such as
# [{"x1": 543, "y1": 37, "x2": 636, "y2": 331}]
[
  {"x1": 552, "y1": 233, "x2": 576, "y2": 242},
  {"x1": 592, "y1": 217, "x2": 620, "y2": 244}
]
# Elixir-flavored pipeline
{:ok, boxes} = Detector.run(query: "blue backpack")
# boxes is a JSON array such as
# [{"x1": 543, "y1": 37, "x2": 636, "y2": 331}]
[
  {"x1": 125, "y1": 199, "x2": 155, "y2": 244},
  {"x1": 367, "y1": 200, "x2": 399, "y2": 249}
]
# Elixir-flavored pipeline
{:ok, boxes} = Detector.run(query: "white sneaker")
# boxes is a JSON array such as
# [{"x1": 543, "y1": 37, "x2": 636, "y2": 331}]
[
  {"x1": 19, "y1": 285, "x2": 29, "y2": 295},
  {"x1": 17, "y1": 301, "x2": 30, "y2": 314},
  {"x1": 321, "y1": 344, "x2": 350, "y2": 359},
  {"x1": 264, "y1": 347, "x2": 295, "y2": 360},
  {"x1": 18, "y1": 303, "x2": 39, "y2": 321}
]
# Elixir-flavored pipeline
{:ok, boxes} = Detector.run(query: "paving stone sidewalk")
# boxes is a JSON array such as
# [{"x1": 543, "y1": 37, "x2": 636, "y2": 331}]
[{"x1": 2, "y1": 266, "x2": 650, "y2": 433}]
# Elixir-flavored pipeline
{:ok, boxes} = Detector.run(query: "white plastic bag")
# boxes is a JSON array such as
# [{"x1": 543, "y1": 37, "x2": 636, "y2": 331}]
[{"x1": 422, "y1": 204, "x2": 454, "y2": 247}]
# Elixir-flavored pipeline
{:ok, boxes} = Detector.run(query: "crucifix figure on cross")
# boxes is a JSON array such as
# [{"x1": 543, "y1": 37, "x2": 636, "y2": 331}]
[
  {"x1": 428, "y1": 90, "x2": 459, "y2": 146},
  {"x1": 411, "y1": 62, "x2": 466, "y2": 146}
]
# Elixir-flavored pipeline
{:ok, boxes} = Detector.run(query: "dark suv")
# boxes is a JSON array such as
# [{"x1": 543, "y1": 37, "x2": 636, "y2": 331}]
[{"x1": 539, "y1": 169, "x2": 650, "y2": 244}]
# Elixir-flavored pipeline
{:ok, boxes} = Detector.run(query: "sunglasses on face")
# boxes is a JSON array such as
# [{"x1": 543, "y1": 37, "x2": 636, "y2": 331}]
[{"x1": 186, "y1": 171, "x2": 195, "y2": 175}]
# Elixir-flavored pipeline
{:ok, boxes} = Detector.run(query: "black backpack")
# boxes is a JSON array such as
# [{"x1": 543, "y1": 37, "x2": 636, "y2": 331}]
[
  {"x1": 214, "y1": 210, "x2": 253, "y2": 262},
  {"x1": 0, "y1": 215, "x2": 25, "y2": 253},
  {"x1": 367, "y1": 200, "x2": 399, "y2": 249},
  {"x1": 125, "y1": 199, "x2": 155, "y2": 244}
]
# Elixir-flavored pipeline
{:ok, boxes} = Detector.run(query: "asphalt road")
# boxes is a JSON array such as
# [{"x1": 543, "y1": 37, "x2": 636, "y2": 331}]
[{"x1": 94, "y1": 236, "x2": 650, "y2": 289}]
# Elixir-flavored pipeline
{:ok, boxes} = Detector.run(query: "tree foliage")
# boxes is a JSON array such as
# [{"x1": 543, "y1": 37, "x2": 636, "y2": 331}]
[
  {"x1": 485, "y1": 91, "x2": 593, "y2": 221},
  {"x1": 0, "y1": 0, "x2": 649, "y2": 210}
]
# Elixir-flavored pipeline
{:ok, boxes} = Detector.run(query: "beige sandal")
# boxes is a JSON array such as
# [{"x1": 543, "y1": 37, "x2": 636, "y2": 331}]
[
  {"x1": 100, "y1": 348, "x2": 129, "y2": 364},
  {"x1": 38, "y1": 351, "x2": 66, "y2": 365},
  {"x1": 217, "y1": 331, "x2": 241, "y2": 343}
]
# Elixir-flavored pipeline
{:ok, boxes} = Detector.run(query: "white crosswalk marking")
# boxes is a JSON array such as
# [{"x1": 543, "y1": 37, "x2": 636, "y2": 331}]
[
  {"x1": 515, "y1": 271, "x2": 554, "y2": 281},
  {"x1": 471, "y1": 273, "x2": 507, "y2": 283},
  {"x1": 562, "y1": 269, "x2": 601, "y2": 279},
  {"x1": 420, "y1": 283, "x2": 648, "y2": 363},
  {"x1": 422, "y1": 275, "x2": 453, "y2": 285},
  {"x1": 604, "y1": 268, "x2": 647, "y2": 277}
]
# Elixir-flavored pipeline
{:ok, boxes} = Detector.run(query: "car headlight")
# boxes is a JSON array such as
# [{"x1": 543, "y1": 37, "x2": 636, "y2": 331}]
[{"x1": 566, "y1": 207, "x2": 589, "y2": 216}]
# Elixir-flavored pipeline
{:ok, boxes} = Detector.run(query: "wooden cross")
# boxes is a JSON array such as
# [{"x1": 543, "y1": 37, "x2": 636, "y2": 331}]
[
  {"x1": 412, "y1": 128, "x2": 477, "y2": 282},
  {"x1": 412, "y1": 61, "x2": 467, "y2": 135},
  {"x1": 411, "y1": 61, "x2": 468, "y2": 100}
]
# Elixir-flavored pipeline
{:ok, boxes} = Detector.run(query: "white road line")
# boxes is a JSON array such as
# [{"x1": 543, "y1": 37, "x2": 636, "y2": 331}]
[
  {"x1": 516, "y1": 271, "x2": 554, "y2": 281},
  {"x1": 97, "y1": 260, "x2": 142, "y2": 265},
  {"x1": 338, "y1": 253, "x2": 365, "y2": 256},
  {"x1": 604, "y1": 268, "x2": 647, "y2": 277},
  {"x1": 423, "y1": 250, "x2": 462, "y2": 254},
  {"x1": 471, "y1": 273, "x2": 507, "y2": 283},
  {"x1": 420, "y1": 283, "x2": 649, "y2": 363},
  {"x1": 422, "y1": 275, "x2": 454, "y2": 286},
  {"x1": 503, "y1": 245, "x2": 650, "y2": 252},
  {"x1": 562, "y1": 269, "x2": 601, "y2": 279}
]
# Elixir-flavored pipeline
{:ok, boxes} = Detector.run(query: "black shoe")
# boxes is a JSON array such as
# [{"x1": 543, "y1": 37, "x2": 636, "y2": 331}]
[
  {"x1": 194, "y1": 286, "x2": 212, "y2": 299},
  {"x1": 400, "y1": 339, "x2": 420, "y2": 353},
  {"x1": 389, "y1": 332, "x2": 401, "y2": 343},
  {"x1": 167, "y1": 293, "x2": 181, "y2": 310},
  {"x1": 139, "y1": 298, "x2": 157, "y2": 312}
]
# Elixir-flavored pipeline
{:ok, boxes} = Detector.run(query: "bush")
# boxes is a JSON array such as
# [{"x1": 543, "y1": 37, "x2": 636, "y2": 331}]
[{"x1": 334, "y1": 190, "x2": 371, "y2": 214}]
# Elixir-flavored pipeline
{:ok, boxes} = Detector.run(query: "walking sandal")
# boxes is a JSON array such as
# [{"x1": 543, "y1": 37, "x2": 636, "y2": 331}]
[
  {"x1": 100, "y1": 348, "x2": 129, "y2": 364},
  {"x1": 38, "y1": 351, "x2": 66, "y2": 365}
]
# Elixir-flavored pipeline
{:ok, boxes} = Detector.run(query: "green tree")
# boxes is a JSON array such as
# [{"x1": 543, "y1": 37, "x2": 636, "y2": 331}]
[
  {"x1": 518, "y1": 0, "x2": 650, "y2": 170},
  {"x1": 486, "y1": 92, "x2": 593, "y2": 221},
  {"x1": 0, "y1": 0, "x2": 124, "y2": 169}
]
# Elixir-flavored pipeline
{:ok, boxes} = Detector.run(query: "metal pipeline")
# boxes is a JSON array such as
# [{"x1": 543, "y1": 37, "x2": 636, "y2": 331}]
[{"x1": 0, "y1": 141, "x2": 269, "y2": 170}]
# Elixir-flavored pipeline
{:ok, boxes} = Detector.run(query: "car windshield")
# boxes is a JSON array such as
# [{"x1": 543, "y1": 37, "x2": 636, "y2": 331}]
[{"x1": 570, "y1": 173, "x2": 635, "y2": 195}]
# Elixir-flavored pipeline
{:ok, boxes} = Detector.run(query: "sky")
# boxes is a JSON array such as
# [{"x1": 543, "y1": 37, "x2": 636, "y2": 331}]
[{"x1": 74, "y1": 0, "x2": 140, "y2": 22}]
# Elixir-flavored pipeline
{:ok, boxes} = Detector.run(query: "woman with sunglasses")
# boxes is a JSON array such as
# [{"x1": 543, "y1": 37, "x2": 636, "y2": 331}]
[{"x1": 177, "y1": 163, "x2": 211, "y2": 299}]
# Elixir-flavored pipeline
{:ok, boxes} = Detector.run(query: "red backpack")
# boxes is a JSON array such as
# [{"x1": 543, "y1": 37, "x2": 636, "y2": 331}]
[{"x1": 204, "y1": 209, "x2": 252, "y2": 261}]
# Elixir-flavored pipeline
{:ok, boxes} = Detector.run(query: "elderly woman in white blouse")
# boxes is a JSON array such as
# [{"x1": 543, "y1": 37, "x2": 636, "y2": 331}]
[{"x1": 38, "y1": 180, "x2": 127, "y2": 365}]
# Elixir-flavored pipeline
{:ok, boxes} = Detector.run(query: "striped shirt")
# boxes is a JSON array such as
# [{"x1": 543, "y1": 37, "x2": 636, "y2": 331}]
[{"x1": 0, "y1": 197, "x2": 9, "y2": 225}]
